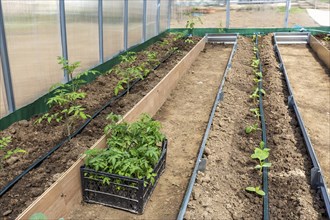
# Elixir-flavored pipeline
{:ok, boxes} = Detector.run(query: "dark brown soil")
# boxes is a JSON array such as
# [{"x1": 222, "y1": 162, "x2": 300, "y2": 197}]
[
  {"x1": 68, "y1": 43, "x2": 232, "y2": 220},
  {"x1": 0, "y1": 35, "x2": 200, "y2": 219},
  {"x1": 259, "y1": 35, "x2": 326, "y2": 219},
  {"x1": 185, "y1": 36, "x2": 263, "y2": 219},
  {"x1": 314, "y1": 34, "x2": 330, "y2": 50}
]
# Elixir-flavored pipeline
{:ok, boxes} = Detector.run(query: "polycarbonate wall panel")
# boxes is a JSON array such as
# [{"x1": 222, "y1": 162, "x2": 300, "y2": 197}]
[
  {"x1": 146, "y1": 0, "x2": 157, "y2": 40},
  {"x1": 0, "y1": 62, "x2": 8, "y2": 118},
  {"x1": 103, "y1": 1, "x2": 124, "y2": 60},
  {"x1": 128, "y1": 0, "x2": 143, "y2": 48},
  {"x1": 2, "y1": 0, "x2": 62, "y2": 110},
  {"x1": 65, "y1": 0, "x2": 99, "y2": 73},
  {"x1": 160, "y1": 0, "x2": 169, "y2": 32}
]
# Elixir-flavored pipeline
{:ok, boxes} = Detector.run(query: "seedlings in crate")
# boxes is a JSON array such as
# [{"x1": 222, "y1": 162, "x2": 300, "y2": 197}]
[
  {"x1": 246, "y1": 186, "x2": 265, "y2": 196},
  {"x1": 85, "y1": 114, "x2": 165, "y2": 186},
  {"x1": 245, "y1": 123, "x2": 260, "y2": 134}
]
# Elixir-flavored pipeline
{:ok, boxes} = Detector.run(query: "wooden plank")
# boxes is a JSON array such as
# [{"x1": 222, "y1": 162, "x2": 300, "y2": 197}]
[
  {"x1": 17, "y1": 36, "x2": 206, "y2": 220},
  {"x1": 310, "y1": 35, "x2": 330, "y2": 69}
]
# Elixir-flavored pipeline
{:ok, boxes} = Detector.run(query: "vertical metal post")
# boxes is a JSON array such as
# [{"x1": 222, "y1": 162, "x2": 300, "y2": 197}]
[
  {"x1": 284, "y1": 0, "x2": 290, "y2": 28},
  {"x1": 167, "y1": 0, "x2": 172, "y2": 29},
  {"x1": 98, "y1": 0, "x2": 104, "y2": 63},
  {"x1": 0, "y1": 0, "x2": 15, "y2": 113},
  {"x1": 124, "y1": 0, "x2": 128, "y2": 50},
  {"x1": 142, "y1": 0, "x2": 147, "y2": 42},
  {"x1": 226, "y1": 0, "x2": 230, "y2": 28},
  {"x1": 156, "y1": 0, "x2": 161, "y2": 35},
  {"x1": 59, "y1": 0, "x2": 69, "y2": 82}
]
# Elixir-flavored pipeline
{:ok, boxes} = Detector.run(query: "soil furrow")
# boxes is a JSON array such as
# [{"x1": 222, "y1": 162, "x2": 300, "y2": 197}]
[
  {"x1": 277, "y1": 44, "x2": 330, "y2": 189},
  {"x1": 260, "y1": 35, "x2": 326, "y2": 219},
  {"x1": 185, "y1": 36, "x2": 263, "y2": 219}
]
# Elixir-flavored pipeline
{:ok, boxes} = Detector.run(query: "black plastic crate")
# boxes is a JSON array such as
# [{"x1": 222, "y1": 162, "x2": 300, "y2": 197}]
[{"x1": 80, "y1": 139, "x2": 167, "y2": 214}]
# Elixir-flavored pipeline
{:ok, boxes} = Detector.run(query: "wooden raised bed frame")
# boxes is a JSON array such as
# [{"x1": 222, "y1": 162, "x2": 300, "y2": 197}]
[
  {"x1": 310, "y1": 35, "x2": 330, "y2": 69},
  {"x1": 17, "y1": 37, "x2": 206, "y2": 220}
]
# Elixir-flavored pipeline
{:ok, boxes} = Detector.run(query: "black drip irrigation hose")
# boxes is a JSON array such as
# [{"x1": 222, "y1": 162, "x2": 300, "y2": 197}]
[
  {"x1": 273, "y1": 34, "x2": 330, "y2": 217},
  {"x1": 0, "y1": 47, "x2": 179, "y2": 197},
  {"x1": 255, "y1": 34, "x2": 269, "y2": 220},
  {"x1": 177, "y1": 36, "x2": 238, "y2": 220}
]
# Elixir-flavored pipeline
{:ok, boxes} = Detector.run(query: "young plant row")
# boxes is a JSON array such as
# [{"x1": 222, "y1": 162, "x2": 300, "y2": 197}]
[
  {"x1": 0, "y1": 32, "x2": 188, "y2": 170},
  {"x1": 245, "y1": 35, "x2": 271, "y2": 197},
  {"x1": 36, "y1": 32, "x2": 186, "y2": 136}
]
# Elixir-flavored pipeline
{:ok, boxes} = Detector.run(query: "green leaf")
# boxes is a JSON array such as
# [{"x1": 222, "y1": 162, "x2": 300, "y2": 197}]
[
  {"x1": 256, "y1": 188, "x2": 266, "y2": 196},
  {"x1": 245, "y1": 127, "x2": 252, "y2": 134},
  {"x1": 251, "y1": 148, "x2": 269, "y2": 161},
  {"x1": 255, "y1": 165, "x2": 262, "y2": 169},
  {"x1": 246, "y1": 187, "x2": 256, "y2": 192},
  {"x1": 263, "y1": 162, "x2": 272, "y2": 167}
]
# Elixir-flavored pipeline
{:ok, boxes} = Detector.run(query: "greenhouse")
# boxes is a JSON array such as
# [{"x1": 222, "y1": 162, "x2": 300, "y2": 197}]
[{"x1": 0, "y1": 0, "x2": 329, "y2": 219}]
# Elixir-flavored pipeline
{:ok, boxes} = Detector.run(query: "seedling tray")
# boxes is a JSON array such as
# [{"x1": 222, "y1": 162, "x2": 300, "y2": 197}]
[{"x1": 80, "y1": 139, "x2": 167, "y2": 214}]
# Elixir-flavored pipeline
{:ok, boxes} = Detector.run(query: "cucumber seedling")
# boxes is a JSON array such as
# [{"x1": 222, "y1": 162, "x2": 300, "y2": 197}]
[
  {"x1": 246, "y1": 186, "x2": 265, "y2": 196},
  {"x1": 251, "y1": 146, "x2": 271, "y2": 173}
]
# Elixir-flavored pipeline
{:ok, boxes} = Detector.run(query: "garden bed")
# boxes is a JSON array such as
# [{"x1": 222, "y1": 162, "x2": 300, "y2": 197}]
[
  {"x1": 260, "y1": 35, "x2": 326, "y2": 219},
  {"x1": 14, "y1": 36, "x2": 206, "y2": 219},
  {"x1": 0, "y1": 34, "x2": 202, "y2": 219},
  {"x1": 184, "y1": 36, "x2": 326, "y2": 219},
  {"x1": 277, "y1": 42, "x2": 330, "y2": 192}
]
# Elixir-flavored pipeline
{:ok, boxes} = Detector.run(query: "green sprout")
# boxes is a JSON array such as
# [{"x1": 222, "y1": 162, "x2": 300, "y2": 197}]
[
  {"x1": 251, "y1": 58, "x2": 260, "y2": 69},
  {"x1": 246, "y1": 186, "x2": 265, "y2": 196},
  {"x1": 0, "y1": 136, "x2": 26, "y2": 169},
  {"x1": 250, "y1": 108, "x2": 260, "y2": 119},
  {"x1": 184, "y1": 38, "x2": 195, "y2": 44},
  {"x1": 245, "y1": 123, "x2": 260, "y2": 134},
  {"x1": 35, "y1": 57, "x2": 96, "y2": 136}
]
